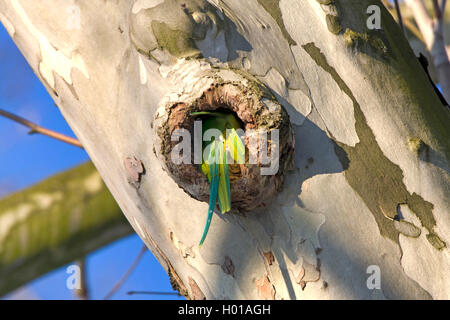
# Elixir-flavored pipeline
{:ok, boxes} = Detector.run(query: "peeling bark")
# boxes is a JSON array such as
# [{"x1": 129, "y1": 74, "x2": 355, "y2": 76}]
[{"x1": 1, "y1": 0, "x2": 449, "y2": 299}]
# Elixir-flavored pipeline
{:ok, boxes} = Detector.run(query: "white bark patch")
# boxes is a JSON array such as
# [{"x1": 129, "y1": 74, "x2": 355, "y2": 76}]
[
  {"x1": 158, "y1": 59, "x2": 214, "y2": 107},
  {"x1": 299, "y1": 241, "x2": 320, "y2": 272},
  {"x1": 32, "y1": 192, "x2": 63, "y2": 210},
  {"x1": 138, "y1": 56, "x2": 148, "y2": 85},
  {"x1": 195, "y1": 24, "x2": 228, "y2": 62},
  {"x1": 289, "y1": 45, "x2": 359, "y2": 146},
  {"x1": 400, "y1": 228, "x2": 450, "y2": 299},
  {"x1": 287, "y1": 90, "x2": 312, "y2": 126},
  {"x1": 132, "y1": 0, "x2": 164, "y2": 14},
  {"x1": 148, "y1": 176, "x2": 245, "y2": 299},
  {"x1": 0, "y1": 12, "x2": 15, "y2": 36},
  {"x1": 190, "y1": 213, "x2": 270, "y2": 299},
  {"x1": 398, "y1": 204, "x2": 420, "y2": 224},
  {"x1": 298, "y1": 174, "x2": 430, "y2": 299},
  {"x1": 279, "y1": 1, "x2": 359, "y2": 146},
  {"x1": 269, "y1": 235, "x2": 305, "y2": 298},
  {"x1": 221, "y1": 0, "x2": 308, "y2": 93},
  {"x1": 133, "y1": 216, "x2": 147, "y2": 240},
  {"x1": 394, "y1": 205, "x2": 421, "y2": 238},
  {"x1": 170, "y1": 231, "x2": 195, "y2": 258},
  {"x1": 242, "y1": 57, "x2": 251, "y2": 70},
  {"x1": 173, "y1": 231, "x2": 248, "y2": 299},
  {"x1": 0, "y1": 204, "x2": 33, "y2": 246},
  {"x1": 236, "y1": 198, "x2": 325, "y2": 299},
  {"x1": 398, "y1": 204, "x2": 449, "y2": 299},
  {"x1": 159, "y1": 58, "x2": 211, "y2": 79},
  {"x1": 11, "y1": 0, "x2": 89, "y2": 89},
  {"x1": 260, "y1": 68, "x2": 311, "y2": 126},
  {"x1": 394, "y1": 220, "x2": 421, "y2": 238},
  {"x1": 282, "y1": 202, "x2": 325, "y2": 250},
  {"x1": 83, "y1": 172, "x2": 103, "y2": 194}
]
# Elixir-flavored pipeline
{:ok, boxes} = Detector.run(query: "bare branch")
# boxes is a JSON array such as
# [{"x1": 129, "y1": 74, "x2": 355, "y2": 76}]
[
  {"x1": 104, "y1": 245, "x2": 147, "y2": 300},
  {"x1": 0, "y1": 108, "x2": 84, "y2": 148},
  {"x1": 441, "y1": 0, "x2": 448, "y2": 13},
  {"x1": 405, "y1": 0, "x2": 433, "y2": 48},
  {"x1": 382, "y1": 0, "x2": 425, "y2": 42},
  {"x1": 394, "y1": 0, "x2": 407, "y2": 36},
  {"x1": 432, "y1": 0, "x2": 442, "y2": 19},
  {"x1": 405, "y1": 0, "x2": 450, "y2": 103},
  {"x1": 403, "y1": 17, "x2": 426, "y2": 42}
]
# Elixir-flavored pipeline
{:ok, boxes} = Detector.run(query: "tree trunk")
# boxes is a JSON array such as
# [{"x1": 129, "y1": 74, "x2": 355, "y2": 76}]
[
  {"x1": 0, "y1": 162, "x2": 133, "y2": 296},
  {"x1": 1, "y1": 0, "x2": 449, "y2": 299}
]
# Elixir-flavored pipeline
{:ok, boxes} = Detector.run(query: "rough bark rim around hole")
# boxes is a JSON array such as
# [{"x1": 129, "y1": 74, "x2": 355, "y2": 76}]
[{"x1": 154, "y1": 78, "x2": 295, "y2": 213}]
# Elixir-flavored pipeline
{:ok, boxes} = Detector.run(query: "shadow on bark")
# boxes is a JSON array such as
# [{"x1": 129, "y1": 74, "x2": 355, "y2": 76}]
[{"x1": 205, "y1": 101, "x2": 431, "y2": 299}]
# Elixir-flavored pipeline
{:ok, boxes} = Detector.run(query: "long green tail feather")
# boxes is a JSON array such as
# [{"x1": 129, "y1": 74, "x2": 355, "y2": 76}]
[
  {"x1": 224, "y1": 142, "x2": 231, "y2": 212},
  {"x1": 199, "y1": 142, "x2": 220, "y2": 247},
  {"x1": 196, "y1": 111, "x2": 245, "y2": 246},
  {"x1": 226, "y1": 128, "x2": 245, "y2": 164},
  {"x1": 218, "y1": 141, "x2": 231, "y2": 213}
]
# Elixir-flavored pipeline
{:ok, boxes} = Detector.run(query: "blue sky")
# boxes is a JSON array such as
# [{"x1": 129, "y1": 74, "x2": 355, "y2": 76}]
[{"x1": 0, "y1": 23, "x2": 183, "y2": 300}]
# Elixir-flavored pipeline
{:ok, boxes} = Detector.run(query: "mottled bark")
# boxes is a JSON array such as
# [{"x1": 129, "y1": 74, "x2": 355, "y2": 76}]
[
  {"x1": 0, "y1": 162, "x2": 133, "y2": 296},
  {"x1": 0, "y1": 0, "x2": 449, "y2": 299}
]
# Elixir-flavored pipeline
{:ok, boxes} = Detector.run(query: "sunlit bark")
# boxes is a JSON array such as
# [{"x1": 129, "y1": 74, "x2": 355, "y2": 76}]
[{"x1": 1, "y1": 0, "x2": 449, "y2": 299}]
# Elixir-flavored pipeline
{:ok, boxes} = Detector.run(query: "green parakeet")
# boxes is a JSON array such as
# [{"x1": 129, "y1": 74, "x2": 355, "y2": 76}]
[{"x1": 191, "y1": 111, "x2": 245, "y2": 247}]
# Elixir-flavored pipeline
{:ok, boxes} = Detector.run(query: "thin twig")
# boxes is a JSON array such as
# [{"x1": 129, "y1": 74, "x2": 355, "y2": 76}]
[
  {"x1": 441, "y1": 0, "x2": 447, "y2": 13},
  {"x1": 403, "y1": 17, "x2": 426, "y2": 42},
  {"x1": 104, "y1": 245, "x2": 147, "y2": 300},
  {"x1": 405, "y1": 0, "x2": 433, "y2": 47},
  {"x1": 127, "y1": 291, "x2": 181, "y2": 297},
  {"x1": 382, "y1": 0, "x2": 425, "y2": 42},
  {"x1": 394, "y1": 0, "x2": 407, "y2": 36},
  {"x1": 0, "y1": 108, "x2": 83, "y2": 148},
  {"x1": 432, "y1": 0, "x2": 442, "y2": 19},
  {"x1": 75, "y1": 258, "x2": 89, "y2": 300},
  {"x1": 405, "y1": 0, "x2": 450, "y2": 103}
]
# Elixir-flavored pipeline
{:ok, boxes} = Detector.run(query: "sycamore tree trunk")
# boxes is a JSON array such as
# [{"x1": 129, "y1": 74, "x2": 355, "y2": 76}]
[{"x1": 1, "y1": 0, "x2": 449, "y2": 299}]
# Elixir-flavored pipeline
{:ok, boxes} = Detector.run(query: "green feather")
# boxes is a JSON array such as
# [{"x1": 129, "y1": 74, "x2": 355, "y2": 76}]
[
  {"x1": 194, "y1": 111, "x2": 245, "y2": 246},
  {"x1": 199, "y1": 141, "x2": 220, "y2": 247},
  {"x1": 218, "y1": 140, "x2": 231, "y2": 213},
  {"x1": 226, "y1": 128, "x2": 245, "y2": 164}
]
